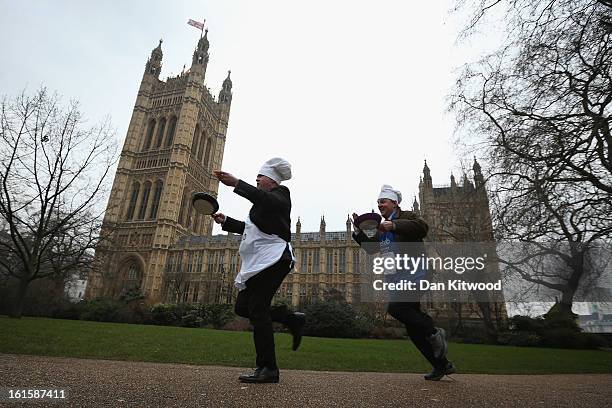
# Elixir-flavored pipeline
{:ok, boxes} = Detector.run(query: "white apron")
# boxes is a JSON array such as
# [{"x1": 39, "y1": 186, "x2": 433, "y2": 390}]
[{"x1": 234, "y1": 215, "x2": 294, "y2": 290}]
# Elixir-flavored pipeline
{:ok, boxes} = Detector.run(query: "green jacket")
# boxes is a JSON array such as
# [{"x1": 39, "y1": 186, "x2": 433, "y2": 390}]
[{"x1": 352, "y1": 208, "x2": 428, "y2": 253}]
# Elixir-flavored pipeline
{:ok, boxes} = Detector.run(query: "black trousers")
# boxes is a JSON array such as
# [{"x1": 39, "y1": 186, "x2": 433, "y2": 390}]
[
  {"x1": 234, "y1": 258, "x2": 292, "y2": 370},
  {"x1": 387, "y1": 300, "x2": 449, "y2": 369}
]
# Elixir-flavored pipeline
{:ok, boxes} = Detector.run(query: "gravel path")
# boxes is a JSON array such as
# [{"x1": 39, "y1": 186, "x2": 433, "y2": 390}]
[{"x1": 1, "y1": 354, "x2": 610, "y2": 407}]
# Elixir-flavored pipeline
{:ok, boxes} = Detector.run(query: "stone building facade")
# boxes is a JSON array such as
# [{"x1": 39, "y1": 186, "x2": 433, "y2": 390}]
[{"x1": 85, "y1": 33, "x2": 233, "y2": 300}]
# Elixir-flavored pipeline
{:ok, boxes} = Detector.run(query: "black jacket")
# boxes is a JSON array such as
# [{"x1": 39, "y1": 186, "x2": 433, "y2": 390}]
[{"x1": 222, "y1": 179, "x2": 292, "y2": 242}]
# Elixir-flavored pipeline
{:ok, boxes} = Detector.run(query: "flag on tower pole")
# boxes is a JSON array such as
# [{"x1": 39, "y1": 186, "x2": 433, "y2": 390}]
[{"x1": 188, "y1": 19, "x2": 206, "y2": 37}]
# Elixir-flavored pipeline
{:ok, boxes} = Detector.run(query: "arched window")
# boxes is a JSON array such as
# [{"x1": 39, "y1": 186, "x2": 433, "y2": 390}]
[
  {"x1": 149, "y1": 180, "x2": 163, "y2": 219},
  {"x1": 186, "y1": 190, "x2": 194, "y2": 228},
  {"x1": 193, "y1": 213, "x2": 200, "y2": 232},
  {"x1": 124, "y1": 262, "x2": 141, "y2": 290},
  {"x1": 166, "y1": 116, "x2": 177, "y2": 147},
  {"x1": 143, "y1": 119, "x2": 156, "y2": 150},
  {"x1": 191, "y1": 125, "x2": 200, "y2": 157},
  {"x1": 353, "y1": 249, "x2": 360, "y2": 274},
  {"x1": 155, "y1": 118, "x2": 166, "y2": 148},
  {"x1": 197, "y1": 130, "x2": 206, "y2": 162},
  {"x1": 178, "y1": 189, "x2": 189, "y2": 226},
  {"x1": 126, "y1": 182, "x2": 140, "y2": 220},
  {"x1": 137, "y1": 181, "x2": 152, "y2": 220},
  {"x1": 203, "y1": 137, "x2": 212, "y2": 167}
]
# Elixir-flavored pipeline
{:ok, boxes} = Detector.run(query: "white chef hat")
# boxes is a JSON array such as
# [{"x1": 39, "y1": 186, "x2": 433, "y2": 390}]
[
  {"x1": 258, "y1": 157, "x2": 292, "y2": 184},
  {"x1": 378, "y1": 184, "x2": 402, "y2": 204}
]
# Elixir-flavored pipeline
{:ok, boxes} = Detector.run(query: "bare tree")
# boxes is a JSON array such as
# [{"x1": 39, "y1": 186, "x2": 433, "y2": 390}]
[
  {"x1": 427, "y1": 183, "x2": 505, "y2": 339},
  {"x1": 0, "y1": 88, "x2": 117, "y2": 317},
  {"x1": 450, "y1": 0, "x2": 612, "y2": 316}
]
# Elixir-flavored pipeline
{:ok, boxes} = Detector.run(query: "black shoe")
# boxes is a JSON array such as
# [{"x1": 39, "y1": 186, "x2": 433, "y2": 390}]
[
  {"x1": 424, "y1": 362, "x2": 456, "y2": 381},
  {"x1": 427, "y1": 327, "x2": 448, "y2": 359},
  {"x1": 287, "y1": 312, "x2": 305, "y2": 351},
  {"x1": 239, "y1": 367, "x2": 279, "y2": 383}
]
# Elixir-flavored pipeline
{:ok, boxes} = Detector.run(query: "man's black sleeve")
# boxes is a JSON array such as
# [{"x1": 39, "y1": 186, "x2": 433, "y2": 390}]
[
  {"x1": 222, "y1": 216, "x2": 245, "y2": 234},
  {"x1": 233, "y1": 180, "x2": 290, "y2": 210}
]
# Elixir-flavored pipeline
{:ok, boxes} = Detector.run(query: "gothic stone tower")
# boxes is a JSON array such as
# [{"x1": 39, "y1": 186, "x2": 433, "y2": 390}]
[
  {"x1": 418, "y1": 158, "x2": 492, "y2": 242},
  {"x1": 417, "y1": 158, "x2": 507, "y2": 328},
  {"x1": 86, "y1": 32, "x2": 232, "y2": 301}
]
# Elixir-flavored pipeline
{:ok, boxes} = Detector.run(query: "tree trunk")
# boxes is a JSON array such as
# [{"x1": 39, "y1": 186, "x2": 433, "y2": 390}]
[
  {"x1": 558, "y1": 290, "x2": 576, "y2": 318},
  {"x1": 451, "y1": 302, "x2": 463, "y2": 336},
  {"x1": 10, "y1": 279, "x2": 30, "y2": 318},
  {"x1": 556, "y1": 252, "x2": 584, "y2": 318},
  {"x1": 476, "y1": 301, "x2": 499, "y2": 343}
]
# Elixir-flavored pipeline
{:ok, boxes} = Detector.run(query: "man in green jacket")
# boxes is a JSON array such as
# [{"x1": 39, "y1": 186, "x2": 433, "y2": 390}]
[{"x1": 352, "y1": 184, "x2": 455, "y2": 381}]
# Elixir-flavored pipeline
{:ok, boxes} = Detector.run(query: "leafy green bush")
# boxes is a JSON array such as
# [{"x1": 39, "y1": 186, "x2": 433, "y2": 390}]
[
  {"x1": 150, "y1": 303, "x2": 178, "y2": 325},
  {"x1": 118, "y1": 301, "x2": 151, "y2": 324},
  {"x1": 581, "y1": 332, "x2": 610, "y2": 349},
  {"x1": 369, "y1": 326, "x2": 406, "y2": 339},
  {"x1": 303, "y1": 300, "x2": 370, "y2": 338},
  {"x1": 199, "y1": 304, "x2": 234, "y2": 329},
  {"x1": 539, "y1": 328, "x2": 608, "y2": 349},
  {"x1": 52, "y1": 300, "x2": 81, "y2": 320},
  {"x1": 509, "y1": 315, "x2": 547, "y2": 333},
  {"x1": 506, "y1": 313, "x2": 607, "y2": 349},
  {"x1": 180, "y1": 310, "x2": 203, "y2": 328},
  {"x1": 78, "y1": 299, "x2": 121, "y2": 322},
  {"x1": 149, "y1": 303, "x2": 234, "y2": 328},
  {"x1": 459, "y1": 328, "x2": 490, "y2": 345},
  {"x1": 497, "y1": 332, "x2": 541, "y2": 347}
]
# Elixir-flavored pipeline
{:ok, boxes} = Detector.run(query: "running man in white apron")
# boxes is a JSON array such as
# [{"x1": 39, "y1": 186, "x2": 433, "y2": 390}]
[{"x1": 212, "y1": 158, "x2": 305, "y2": 384}]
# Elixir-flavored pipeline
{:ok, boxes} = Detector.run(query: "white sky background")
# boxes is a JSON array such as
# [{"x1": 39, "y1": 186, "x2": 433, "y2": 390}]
[{"x1": 0, "y1": 0, "x2": 505, "y2": 234}]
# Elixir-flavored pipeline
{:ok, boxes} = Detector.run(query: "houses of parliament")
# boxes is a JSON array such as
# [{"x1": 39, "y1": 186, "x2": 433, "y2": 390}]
[{"x1": 85, "y1": 36, "x2": 507, "y2": 327}]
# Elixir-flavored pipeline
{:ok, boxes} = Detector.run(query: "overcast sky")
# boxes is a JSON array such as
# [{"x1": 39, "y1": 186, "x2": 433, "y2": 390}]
[{"x1": 0, "y1": 0, "x2": 503, "y2": 234}]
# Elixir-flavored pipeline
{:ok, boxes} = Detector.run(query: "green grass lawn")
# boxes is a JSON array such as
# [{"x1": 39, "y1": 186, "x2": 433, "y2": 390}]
[{"x1": 1, "y1": 316, "x2": 611, "y2": 374}]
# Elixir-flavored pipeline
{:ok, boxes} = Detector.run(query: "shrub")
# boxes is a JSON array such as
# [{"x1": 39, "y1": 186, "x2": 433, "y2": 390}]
[
  {"x1": 303, "y1": 300, "x2": 370, "y2": 338},
  {"x1": 118, "y1": 301, "x2": 151, "y2": 324},
  {"x1": 506, "y1": 313, "x2": 606, "y2": 349},
  {"x1": 181, "y1": 310, "x2": 203, "y2": 328},
  {"x1": 52, "y1": 300, "x2": 81, "y2": 320},
  {"x1": 150, "y1": 303, "x2": 178, "y2": 325},
  {"x1": 370, "y1": 326, "x2": 406, "y2": 339},
  {"x1": 222, "y1": 318, "x2": 252, "y2": 332},
  {"x1": 497, "y1": 332, "x2": 541, "y2": 347},
  {"x1": 79, "y1": 299, "x2": 121, "y2": 322},
  {"x1": 199, "y1": 304, "x2": 234, "y2": 329},
  {"x1": 539, "y1": 328, "x2": 608, "y2": 349},
  {"x1": 508, "y1": 315, "x2": 546, "y2": 333},
  {"x1": 580, "y1": 333, "x2": 609, "y2": 349},
  {"x1": 459, "y1": 329, "x2": 490, "y2": 344},
  {"x1": 173, "y1": 303, "x2": 197, "y2": 324},
  {"x1": 149, "y1": 303, "x2": 234, "y2": 328}
]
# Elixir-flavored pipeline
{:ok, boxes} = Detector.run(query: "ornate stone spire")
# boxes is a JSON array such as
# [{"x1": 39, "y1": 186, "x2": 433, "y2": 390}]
[
  {"x1": 423, "y1": 159, "x2": 431, "y2": 180},
  {"x1": 192, "y1": 29, "x2": 210, "y2": 69},
  {"x1": 473, "y1": 156, "x2": 485, "y2": 188},
  {"x1": 145, "y1": 39, "x2": 163, "y2": 77},
  {"x1": 219, "y1": 70, "x2": 233, "y2": 104}
]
